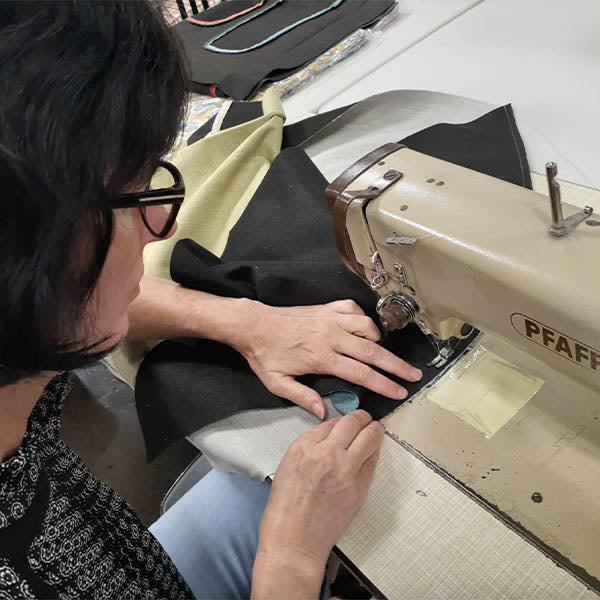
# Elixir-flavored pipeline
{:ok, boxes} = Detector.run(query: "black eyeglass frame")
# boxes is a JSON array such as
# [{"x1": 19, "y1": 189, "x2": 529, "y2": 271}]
[{"x1": 110, "y1": 160, "x2": 185, "y2": 238}]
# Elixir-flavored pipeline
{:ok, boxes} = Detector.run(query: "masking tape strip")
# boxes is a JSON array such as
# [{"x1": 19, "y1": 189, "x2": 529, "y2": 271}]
[{"x1": 426, "y1": 346, "x2": 544, "y2": 438}]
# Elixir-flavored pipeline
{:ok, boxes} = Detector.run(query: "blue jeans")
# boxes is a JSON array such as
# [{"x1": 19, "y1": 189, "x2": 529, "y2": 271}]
[{"x1": 150, "y1": 469, "x2": 271, "y2": 599}]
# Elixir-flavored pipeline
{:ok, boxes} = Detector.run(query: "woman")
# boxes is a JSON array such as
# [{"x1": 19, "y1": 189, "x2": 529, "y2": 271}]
[{"x1": 0, "y1": 2, "x2": 420, "y2": 598}]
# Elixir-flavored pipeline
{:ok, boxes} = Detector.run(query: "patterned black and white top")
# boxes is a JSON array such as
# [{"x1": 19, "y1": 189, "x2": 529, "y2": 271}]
[{"x1": 0, "y1": 373, "x2": 192, "y2": 599}]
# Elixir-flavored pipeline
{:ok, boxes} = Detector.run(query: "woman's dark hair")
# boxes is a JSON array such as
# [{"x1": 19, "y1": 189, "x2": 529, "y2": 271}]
[{"x1": 0, "y1": 0, "x2": 187, "y2": 386}]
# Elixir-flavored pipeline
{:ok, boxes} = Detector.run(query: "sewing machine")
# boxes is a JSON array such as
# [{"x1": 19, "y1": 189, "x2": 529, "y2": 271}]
[
  {"x1": 326, "y1": 142, "x2": 598, "y2": 385},
  {"x1": 325, "y1": 143, "x2": 600, "y2": 593}
]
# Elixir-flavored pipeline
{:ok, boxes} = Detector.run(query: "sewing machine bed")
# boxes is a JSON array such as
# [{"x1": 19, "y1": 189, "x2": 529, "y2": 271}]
[
  {"x1": 384, "y1": 332, "x2": 600, "y2": 590},
  {"x1": 320, "y1": 0, "x2": 600, "y2": 190}
]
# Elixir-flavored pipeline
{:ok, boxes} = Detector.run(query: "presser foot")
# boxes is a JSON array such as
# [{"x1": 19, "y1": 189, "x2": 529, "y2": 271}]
[{"x1": 426, "y1": 341, "x2": 455, "y2": 368}]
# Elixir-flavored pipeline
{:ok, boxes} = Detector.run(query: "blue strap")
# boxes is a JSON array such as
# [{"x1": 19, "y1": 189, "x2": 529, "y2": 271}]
[{"x1": 204, "y1": 0, "x2": 346, "y2": 55}]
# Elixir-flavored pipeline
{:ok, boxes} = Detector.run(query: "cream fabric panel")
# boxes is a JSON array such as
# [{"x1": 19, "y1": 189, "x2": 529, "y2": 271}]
[{"x1": 106, "y1": 89, "x2": 285, "y2": 387}]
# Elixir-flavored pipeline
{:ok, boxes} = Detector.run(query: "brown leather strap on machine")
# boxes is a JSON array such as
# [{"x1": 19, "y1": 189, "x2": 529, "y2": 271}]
[{"x1": 325, "y1": 143, "x2": 404, "y2": 278}]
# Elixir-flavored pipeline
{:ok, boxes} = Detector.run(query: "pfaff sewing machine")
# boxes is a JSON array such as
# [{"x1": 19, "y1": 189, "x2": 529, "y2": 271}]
[
  {"x1": 326, "y1": 142, "x2": 599, "y2": 389},
  {"x1": 325, "y1": 143, "x2": 600, "y2": 591}
]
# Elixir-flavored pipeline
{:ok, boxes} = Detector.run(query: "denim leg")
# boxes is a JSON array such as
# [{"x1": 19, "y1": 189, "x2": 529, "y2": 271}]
[{"x1": 150, "y1": 469, "x2": 270, "y2": 600}]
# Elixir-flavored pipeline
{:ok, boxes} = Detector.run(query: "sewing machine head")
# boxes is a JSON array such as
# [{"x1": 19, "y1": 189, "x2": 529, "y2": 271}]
[{"x1": 326, "y1": 143, "x2": 600, "y2": 391}]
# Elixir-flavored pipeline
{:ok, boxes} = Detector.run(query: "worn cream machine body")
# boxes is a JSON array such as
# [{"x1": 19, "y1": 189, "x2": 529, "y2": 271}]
[
  {"x1": 327, "y1": 143, "x2": 598, "y2": 387},
  {"x1": 326, "y1": 144, "x2": 600, "y2": 590}
]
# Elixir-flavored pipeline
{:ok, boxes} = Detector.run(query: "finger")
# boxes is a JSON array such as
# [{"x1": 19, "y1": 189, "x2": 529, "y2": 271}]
[
  {"x1": 301, "y1": 418, "x2": 340, "y2": 444},
  {"x1": 327, "y1": 409, "x2": 373, "y2": 448},
  {"x1": 357, "y1": 447, "x2": 381, "y2": 488},
  {"x1": 339, "y1": 335, "x2": 423, "y2": 383},
  {"x1": 327, "y1": 299, "x2": 365, "y2": 316},
  {"x1": 329, "y1": 355, "x2": 409, "y2": 400},
  {"x1": 268, "y1": 375, "x2": 326, "y2": 420},
  {"x1": 337, "y1": 314, "x2": 381, "y2": 342},
  {"x1": 348, "y1": 421, "x2": 384, "y2": 467}
]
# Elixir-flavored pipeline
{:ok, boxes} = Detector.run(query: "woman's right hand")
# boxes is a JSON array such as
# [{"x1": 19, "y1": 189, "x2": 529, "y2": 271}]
[{"x1": 251, "y1": 410, "x2": 384, "y2": 599}]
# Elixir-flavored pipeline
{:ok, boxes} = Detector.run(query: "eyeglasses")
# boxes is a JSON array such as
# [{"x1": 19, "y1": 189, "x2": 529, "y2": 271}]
[{"x1": 110, "y1": 160, "x2": 185, "y2": 238}]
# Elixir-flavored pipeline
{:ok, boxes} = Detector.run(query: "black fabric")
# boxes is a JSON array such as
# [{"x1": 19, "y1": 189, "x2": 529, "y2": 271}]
[
  {"x1": 188, "y1": 115, "x2": 217, "y2": 144},
  {"x1": 401, "y1": 105, "x2": 532, "y2": 189},
  {"x1": 136, "y1": 104, "x2": 531, "y2": 461},
  {"x1": 187, "y1": 101, "x2": 352, "y2": 147},
  {"x1": 282, "y1": 104, "x2": 354, "y2": 148},
  {"x1": 173, "y1": 0, "x2": 395, "y2": 100}
]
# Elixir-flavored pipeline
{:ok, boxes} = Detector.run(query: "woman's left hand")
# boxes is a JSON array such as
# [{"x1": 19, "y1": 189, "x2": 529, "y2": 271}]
[{"x1": 232, "y1": 298, "x2": 422, "y2": 419}]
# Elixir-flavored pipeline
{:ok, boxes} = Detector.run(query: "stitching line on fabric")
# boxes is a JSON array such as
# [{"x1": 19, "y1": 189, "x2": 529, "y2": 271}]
[
  {"x1": 204, "y1": 0, "x2": 346, "y2": 55},
  {"x1": 503, "y1": 105, "x2": 526, "y2": 187},
  {"x1": 188, "y1": 0, "x2": 266, "y2": 26}
]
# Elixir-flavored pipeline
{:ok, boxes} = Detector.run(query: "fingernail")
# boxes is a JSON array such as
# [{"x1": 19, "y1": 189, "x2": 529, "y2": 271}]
[
  {"x1": 412, "y1": 369, "x2": 423, "y2": 381},
  {"x1": 312, "y1": 402, "x2": 325, "y2": 420},
  {"x1": 398, "y1": 388, "x2": 408, "y2": 400}
]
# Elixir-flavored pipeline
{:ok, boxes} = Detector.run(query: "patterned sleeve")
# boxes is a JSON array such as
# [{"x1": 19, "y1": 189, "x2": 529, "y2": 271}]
[{"x1": 0, "y1": 557, "x2": 36, "y2": 600}]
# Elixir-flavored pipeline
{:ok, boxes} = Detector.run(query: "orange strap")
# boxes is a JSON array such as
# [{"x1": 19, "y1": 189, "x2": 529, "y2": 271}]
[{"x1": 187, "y1": 0, "x2": 266, "y2": 26}]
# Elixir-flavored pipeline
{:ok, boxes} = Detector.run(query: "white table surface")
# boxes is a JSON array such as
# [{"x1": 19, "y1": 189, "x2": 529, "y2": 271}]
[
  {"x1": 282, "y1": 0, "x2": 484, "y2": 120},
  {"x1": 320, "y1": 0, "x2": 600, "y2": 189}
]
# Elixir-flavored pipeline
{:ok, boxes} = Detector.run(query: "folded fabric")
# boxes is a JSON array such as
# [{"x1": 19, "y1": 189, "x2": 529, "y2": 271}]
[
  {"x1": 106, "y1": 89, "x2": 285, "y2": 387},
  {"x1": 137, "y1": 148, "x2": 477, "y2": 460},
  {"x1": 172, "y1": 0, "x2": 395, "y2": 99},
  {"x1": 203, "y1": 0, "x2": 345, "y2": 55},
  {"x1": 253, "y1": 28, "x2": 369, "y2": 101},
  {"x1": 108, "y1": 96, "x2": 354, "y2": 389},
  {"x1": 177, "y1": 31, "x2": 367, "y2": 150},
  {"x1": 300, "y1": 89, "x2": 531, "y2": 185},
  {"x1": 135, "y1": 103, "x2": 531, "y2": 460},
  {"x1": 187, "y1": 99, "x2": 352, "y2": 146}
]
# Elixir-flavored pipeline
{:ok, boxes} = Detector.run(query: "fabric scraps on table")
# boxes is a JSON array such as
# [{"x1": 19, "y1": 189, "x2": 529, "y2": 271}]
[
  {"x1": 203, "y1": 0, "x2": 345, "y2": 55},
  {"x1": 166, "y1": 30, "x2": 369, "y2": 155},
  {"x1": 172, "y1": 0, "x2": 395, "y2": 99}
]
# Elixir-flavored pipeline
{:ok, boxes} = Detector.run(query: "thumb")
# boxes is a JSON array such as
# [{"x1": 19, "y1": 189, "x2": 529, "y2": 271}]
[
  {"x1": 269, "y1": 375, "x2": 326, "y2": 420},
  {"x1": 358, "y1": 448, "x2": 380, "y2": 489}
]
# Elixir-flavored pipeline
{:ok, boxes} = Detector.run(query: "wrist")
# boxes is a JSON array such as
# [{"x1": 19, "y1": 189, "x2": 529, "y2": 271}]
[
  {"x1": 252, "y1": 544, "x2": 325, "y2": 600},
  {"x1": 186, "y1": 294, "x2": 261, "y2": 349},
  {"x1": 218, "y1": 297, "x2": 264, "y2": 353}
]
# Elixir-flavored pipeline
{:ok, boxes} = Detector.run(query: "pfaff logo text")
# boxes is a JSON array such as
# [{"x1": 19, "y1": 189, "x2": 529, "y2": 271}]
[{"x1": 511, "y1": 313, "x2": 599, "y2": 373}]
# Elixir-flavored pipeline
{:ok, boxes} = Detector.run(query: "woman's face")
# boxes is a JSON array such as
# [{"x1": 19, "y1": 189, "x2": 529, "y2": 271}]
[{"x1": 89, "y1": 203, "x2": 175, "y2": 349}]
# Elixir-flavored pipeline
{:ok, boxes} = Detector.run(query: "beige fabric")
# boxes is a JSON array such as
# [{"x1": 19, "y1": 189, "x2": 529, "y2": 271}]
[
  {"x1": 106, "y1": 89, "x2": 285, "y2": 387},
  {"x1": 144, "y1": 89, "x2": 285, "y2": 278}
]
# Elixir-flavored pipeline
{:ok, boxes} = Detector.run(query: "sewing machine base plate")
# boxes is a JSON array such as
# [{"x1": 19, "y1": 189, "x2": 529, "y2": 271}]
[{"x1": 383, "y1": 333, "x2": 600, "y2": 590}]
